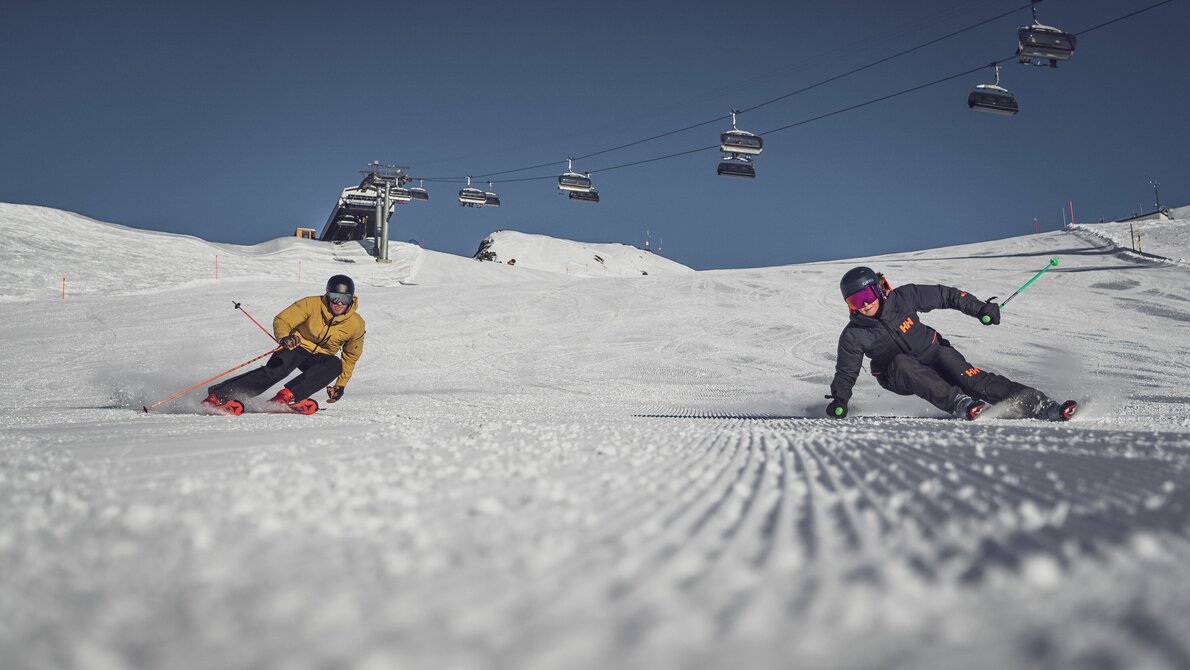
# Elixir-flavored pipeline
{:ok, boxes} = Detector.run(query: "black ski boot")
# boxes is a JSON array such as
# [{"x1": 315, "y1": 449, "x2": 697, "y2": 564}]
[{"x1": 952, "y1": 393, "x2": 987, "y2": 421}]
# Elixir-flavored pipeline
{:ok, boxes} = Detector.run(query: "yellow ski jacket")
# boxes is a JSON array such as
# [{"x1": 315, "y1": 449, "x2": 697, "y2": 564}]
[{"x1": 272, "y1": 295, "x2": 366, "y2": 388}]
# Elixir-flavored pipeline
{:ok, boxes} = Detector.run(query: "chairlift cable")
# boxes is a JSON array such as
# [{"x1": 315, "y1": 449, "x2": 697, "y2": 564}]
[
  {"x1": 413, "y1": 0, "x2": 1176, "y2": 185},
  {"x1": 573, "y1": 0, "x2": 1181, "y2": 177},
  {"x1": 412, "y1": 2, "x2": 1037, "y2": 183},
  {"x1": 1068, "y1": 0, "x2": 1174, "y2": 37},
  {"x1": 737, "y1": 3, "x2": 1032, "y2": 116}
]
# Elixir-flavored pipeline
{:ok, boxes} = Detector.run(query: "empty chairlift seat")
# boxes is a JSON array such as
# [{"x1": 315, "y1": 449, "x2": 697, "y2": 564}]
[
  {"x1": 967, "y1": 85, "x2": 1019, "y2": 115},
  {"x1": 483, "y1": 182, "x2": 501, "y2": 207},
  {"x1": 717, "y1": 159, "x2": 756, "y2": 178},
  {"x1": 967, "y1": 64, "x2": 1018, "y2": 116},
  {"x1": 408, "y1": 183, "x2": 429, "y2": 201},
  {"x1": 568, "y1": 189, "x2": 600, "y2": 203}
]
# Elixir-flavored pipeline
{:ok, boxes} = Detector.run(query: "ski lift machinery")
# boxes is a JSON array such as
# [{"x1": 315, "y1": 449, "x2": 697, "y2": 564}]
[
  {"x1": 717, "y1": 110, "x2": 761, "y2": 178},
  {"x1": 458, "y1": 176, "x2": 488, "y2": 207},
  {"x1": 967, "y1": 63, "x2": 1019, "y2": 116},
  {"x1": 1017, "y1": 0, "x2": 1076, "y2": 68}
]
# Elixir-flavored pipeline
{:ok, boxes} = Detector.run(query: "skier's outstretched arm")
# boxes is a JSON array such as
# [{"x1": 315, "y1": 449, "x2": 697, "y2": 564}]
[{"x1": 897, "y1": 284, "x2": 997, "y2": 322}]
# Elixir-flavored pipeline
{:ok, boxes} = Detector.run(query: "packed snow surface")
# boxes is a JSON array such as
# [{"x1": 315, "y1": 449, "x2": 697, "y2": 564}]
[{"x1": 2, "y1": 204, "x2": 1189, "y2": 670}]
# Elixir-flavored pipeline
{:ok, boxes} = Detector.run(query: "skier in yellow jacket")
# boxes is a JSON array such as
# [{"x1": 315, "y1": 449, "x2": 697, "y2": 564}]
[{"x1": 203, "y1": 274, "x2": 365, "y2": 415}]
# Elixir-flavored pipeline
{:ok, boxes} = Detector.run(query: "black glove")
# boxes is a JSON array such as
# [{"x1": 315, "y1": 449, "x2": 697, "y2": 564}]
[
  {"x1": 279, "y1": 334, "x2": 300, "y2": 350},
  {"x1": 326, "y1": 385, "x2": 345, "y2": 403},
  {"x1": 977, "y1": 299, "x2": 1001, "y2": 326},
  {"x1": 825, "y1": 394, "x2": 847, "y2": 419}
]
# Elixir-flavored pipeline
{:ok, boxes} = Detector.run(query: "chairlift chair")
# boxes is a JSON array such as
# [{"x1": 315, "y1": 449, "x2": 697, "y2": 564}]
[
  {"x1": 1017, "y1": 26, "x2": 1076, "y2": 67},
  {"x1": 720, "y1": 111, "x2": 763, "y2": 155},
  {"x1": 483, "y1": 181, "x2": 501, "y2": 207},
  {"x1": 409, "y1": 179, "x2": 429, "y2": 201},
  {"x1": 717, "y1": 157, "x2": 756, "y2": 179},
  {"x1": 557, "y1": 157, "x2": 594, "y2": 192},
  {"x1": 458, "y1": 177, "x2": 487, "y2": 207},
  {"x1": 568, "y1": 189, "x2": 600, "y2": 203},
  {"x1": 1017, "y1": 1, "x2": 1076, "y2": 67},
  {"x1": 967, "y1": 64, "x2": 1019, "y2": 116},
  {"x1": 717, "y1": 111, "x2": 761, "y2": 178},
  {"x1": 391, "y1": 187, "x2": 413, "y2": 203}
]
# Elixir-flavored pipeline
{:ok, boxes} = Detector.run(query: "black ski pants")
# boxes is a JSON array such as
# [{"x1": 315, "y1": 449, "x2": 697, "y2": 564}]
[
  {"x1": 210, "y1": 347, "x2": 342, "y2": 402},
  {"x1": 874, "y1": 345, "x2": 1041, "y2": 413}
]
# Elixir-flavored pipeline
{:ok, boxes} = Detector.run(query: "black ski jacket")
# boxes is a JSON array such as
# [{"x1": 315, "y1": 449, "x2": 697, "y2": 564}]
[{"x1": 829, "y1": 284, "x2": 987, "y2": 403}]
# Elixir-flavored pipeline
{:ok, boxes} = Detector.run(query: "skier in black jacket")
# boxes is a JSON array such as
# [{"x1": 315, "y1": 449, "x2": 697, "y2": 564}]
[{"x1": 825, "y1": 266, "x2": 1077, "y2": 421}]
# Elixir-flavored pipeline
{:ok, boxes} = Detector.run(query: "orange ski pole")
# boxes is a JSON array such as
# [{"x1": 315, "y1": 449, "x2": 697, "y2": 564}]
[
  {"x1": 233, "y1": 301, "x2": 277, "y2": 342},
  {"x1": 142, "y1": 346, "x2": 282, "y2": 413}
]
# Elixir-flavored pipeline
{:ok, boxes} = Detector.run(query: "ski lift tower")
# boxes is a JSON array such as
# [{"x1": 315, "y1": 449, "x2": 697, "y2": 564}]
[{"x1": 360, "y1": 160, "x2": 411, "y2": 263}]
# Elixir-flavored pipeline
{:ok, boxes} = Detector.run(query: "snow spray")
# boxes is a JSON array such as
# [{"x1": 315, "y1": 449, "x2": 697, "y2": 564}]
[
  {"x1": 142, "y1": 346, "x2": 282, "y2": 412},
  {"x1": 983, "y1": 257, "x2": 1059, "y2": 324}
]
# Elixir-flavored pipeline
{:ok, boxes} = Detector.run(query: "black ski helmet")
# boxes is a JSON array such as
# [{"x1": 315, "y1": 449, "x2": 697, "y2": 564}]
[
  {"x1": 326, "y1": 274, "x2": 355, "y2": 297},
  {"x1": 839, "y1": 266, "x2": 881, "y2": 298}
]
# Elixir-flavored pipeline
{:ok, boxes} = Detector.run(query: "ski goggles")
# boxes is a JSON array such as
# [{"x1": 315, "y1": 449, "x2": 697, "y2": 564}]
[
  {"x1": 326, "y1": 291, "x2": 353, "y2": 306},
  {"x1": 844, "y1": 285, "x2": 881, "y2": 311}
]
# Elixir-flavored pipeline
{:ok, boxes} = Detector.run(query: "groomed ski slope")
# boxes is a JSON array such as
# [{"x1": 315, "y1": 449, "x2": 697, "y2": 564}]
[{"x1": 2, "y1": 204, "x2": 1189, "y2": 670}]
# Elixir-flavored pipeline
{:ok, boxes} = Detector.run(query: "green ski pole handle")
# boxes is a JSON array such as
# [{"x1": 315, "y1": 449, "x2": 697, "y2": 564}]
[{"x1": 982, "y1": 257, "x2": 1059, "y2": 324}]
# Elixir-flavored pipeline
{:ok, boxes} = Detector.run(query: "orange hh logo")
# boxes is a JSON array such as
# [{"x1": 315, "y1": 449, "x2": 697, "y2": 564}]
[
  {"x1": 899, "y1": 317, "x2": 914, "y2": 333},
  {"x1": 964, "y1": 367, "x2": 980, "y2": 377}
]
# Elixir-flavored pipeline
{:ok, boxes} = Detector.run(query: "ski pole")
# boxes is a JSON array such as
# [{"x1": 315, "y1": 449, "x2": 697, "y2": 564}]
[
  {"x1": 982, "y1": 256, "x2": 1059, "y2": 323},
  {"x1": 142, "y1": 345, "x2": 282, "y2": 413},
  {"x1": 234, "y1": 301, "x2": 277, "y2": 342}
]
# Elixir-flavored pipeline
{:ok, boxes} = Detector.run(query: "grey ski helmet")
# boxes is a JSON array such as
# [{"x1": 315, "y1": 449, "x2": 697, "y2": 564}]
[{"x1": 839, "y1": 266, "x2": 880, "y2": 299}]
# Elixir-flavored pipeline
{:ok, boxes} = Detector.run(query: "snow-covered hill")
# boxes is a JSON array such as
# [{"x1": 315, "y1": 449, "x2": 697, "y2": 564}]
[
  {"x1": 2, "y1": 203, "x2": 1190, "y2": 670},
  {"x1": 473, "y1": 229, "x2": 691, "y2": 276}
]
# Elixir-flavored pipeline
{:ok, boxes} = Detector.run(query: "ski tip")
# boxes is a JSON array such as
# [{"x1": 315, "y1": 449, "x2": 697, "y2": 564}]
[
  {"x1": 1050, "y1": 257, "x2": 1059, "y2": 266},
  {"x1": 142, "y1": 406, "x2": 149, "y2": 413}
]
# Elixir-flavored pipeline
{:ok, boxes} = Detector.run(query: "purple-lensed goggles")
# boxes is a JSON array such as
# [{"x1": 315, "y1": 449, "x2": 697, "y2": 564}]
[
  {"x1": 844, "y1": 285, "x2": 881, "y2": 311},
  {"x1": 327, "y1": 291, "x2": 352, "y2": 306}
]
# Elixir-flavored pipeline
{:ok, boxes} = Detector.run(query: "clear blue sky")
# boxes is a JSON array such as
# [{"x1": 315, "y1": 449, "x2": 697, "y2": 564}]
[{"x1": 2, "y1": 0, "x2": 1187, "y2": 270}]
